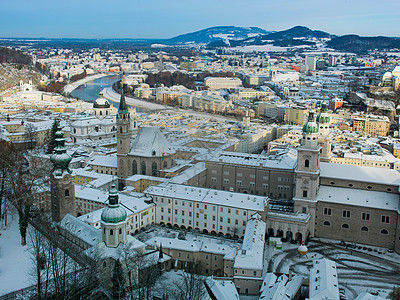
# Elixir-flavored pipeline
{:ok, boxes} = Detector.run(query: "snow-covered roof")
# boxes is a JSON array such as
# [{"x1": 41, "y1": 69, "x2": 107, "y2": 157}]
[
  {"x1": 146, "y1": 236, "x2": 236, "y2": 260},
  {"x1": 234, "y1": 214, "x2": 265, "y2": 270},
  {"x1": 309, "y1": 258, "x2": 339, "y2": 300},
  {"x1": 129, "y1": 126, "x2": 175, "y2": 157},
  {"x1": 145, "y1": 183, "x2": 267, "y2": 211},
  {"x1": 208, "y1": 150, "x2": 297, "y2": 170},
  {"x1": 205, "y1": 278, "x2": 240, "y2": 300},
  {"x1": 84, "y1": 235, "x2": 145, "y2": 260},
  {"x1": 86, "y1": 154, "x2": 117, "y2": 168},
  {"x1": 76, "y1": 185, "x2": 152, "y2": 212},
  {"x1": 320, "y1": 162, "x2": 400, "y2": 187},
  {"x1": 354, "y1": 292, "x2": 385, "y2": 300},
  {"x1": 259, "y1": 274, "x2": 302, "y2": 300},
  {"x1": 60, "y1": 213, "x2": 101, "y2": 247},
  {"x1": 317, "y1": 185, "x2": 399, "y2": 212}
]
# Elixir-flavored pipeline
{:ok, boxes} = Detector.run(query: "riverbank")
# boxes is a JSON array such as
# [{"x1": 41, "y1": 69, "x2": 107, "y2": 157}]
[
  {"x1": 63, "y1": 73, "x2": 110, "y2": 94},
  {"x1": 102, "y1": 87, "x2": 169, "y2": 111}
]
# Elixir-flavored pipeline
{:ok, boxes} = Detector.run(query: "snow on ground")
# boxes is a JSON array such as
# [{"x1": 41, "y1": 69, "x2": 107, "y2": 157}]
[
  {"x1": 264, "y1": 239, "x2": 399, "y2": 300},
  {"x1": 0, "y1": 208, "x2": 33, "y2": 296},
  {"x1": 230, "y1": 45, "x2": 289, "y2": 53}
]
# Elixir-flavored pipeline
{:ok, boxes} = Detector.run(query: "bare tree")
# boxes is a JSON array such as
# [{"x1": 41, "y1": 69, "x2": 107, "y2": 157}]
[
  {"x1": 130, "y1": 251, "x2": 163, "y2": 300},
  {"x1": 28, "y1": 227, "x2": 51, "y2": 299},
  {"x1": 24, "y1": 123, "x2": 37, "y2": 151},
  {"x1": 0, "y1": 141, "x2": 49, "y2": 245},
  {"x1": 170, "y1": 262, "x2": 208, "y2": 300}
]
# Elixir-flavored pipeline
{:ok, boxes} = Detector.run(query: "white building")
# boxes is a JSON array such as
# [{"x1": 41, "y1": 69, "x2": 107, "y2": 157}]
[
  {"x1": 145, "y1": 183, "x2": 268, "y2": 238},
  {"x1": 205, "y1": 77, "x2": 242, "y2": 89},
  {"x1": 309, "y1": 258, "x2": 339, "y2": 300}
]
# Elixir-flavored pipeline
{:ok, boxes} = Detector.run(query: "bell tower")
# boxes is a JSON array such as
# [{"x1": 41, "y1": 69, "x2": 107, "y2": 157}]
[
  {"x1": 294, "y1": 111, "x2": 321, "y2": 238},
  {"x1": 101, "y1": 184, "x2": 127, "y2": 247},
  {"x1": 50, "y1": 122, "x2": 75, "y2": 222},
  {"x1": 316, "y1": 101, "x2": 331, "y2": 162},
  {"x1": 117, "y1": 81, "x2": 131, "y2": 179}
]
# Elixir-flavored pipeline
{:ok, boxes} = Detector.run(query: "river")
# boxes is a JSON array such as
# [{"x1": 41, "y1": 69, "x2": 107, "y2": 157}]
[{"x1": 70, "y1": 74, "x2": 122, "y2": 108}]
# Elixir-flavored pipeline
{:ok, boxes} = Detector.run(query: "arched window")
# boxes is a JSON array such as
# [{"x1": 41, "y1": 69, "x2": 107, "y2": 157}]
[
  {"x1": 65, "y1": 189, "x2": 69, "y2": 197},
  {"x1": 141, "y1": 161, "x2": 146, "y2": 175},
  {"x1": 73, "y1": 128, "x2": 76, "y2": 134},
  {"x1": 305, "y1": 159, "x2": 310, "y2": 168},
  {"x1": 119, "y1": 126, "x2": 122, "y2": 134},
  {"x1": 342, "y1": 223, "x2": 349, "y2": 229},
  {"x1": 163, "y1": 160, "x2": 167, "y2": 169},
  {"x1": 100, "y1": 111, "x2": 102, "y2": 116},
  {"x1": 323, "y1": 221, "x2": 330, "y2": 226},
  {"x1": 152, "y1": 162, "x2": 157, "y2": 176},
  {"x1": 103, "y1": 228, "x2": 105, "y2": 234},
  {"x1": 381, "y1": 229, "x2": 388, "y2": 235},
  {"x1": 361, "y1": 226, "x2": 368, "y2": 232},
  {"x1": 103, "y1": 261, "x2": 106, "y2": 268},
  {"x1": 110, "y1": 229, "x2": 114, "y2": 235},
  {"x1": 132, "y1": 160, "x2": 137, "y2": 175},
  {"x1": 119, "y1": 228, "x2": 122, "y2": 234}
]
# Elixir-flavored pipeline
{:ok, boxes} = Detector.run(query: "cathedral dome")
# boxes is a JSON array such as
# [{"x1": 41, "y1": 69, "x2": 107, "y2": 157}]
[
  {"x1": 303, "y1": 111, "x2": 319, "y2": 134},
  {"x1": 316, "y1": 102, "x2": 330, "y2": 124},
  {"x1": 101, "y1": 185, "x2": 127, "y2": 224},
  {"x1": 93, "y1": 92, "x2": 110, "y2": 109}
]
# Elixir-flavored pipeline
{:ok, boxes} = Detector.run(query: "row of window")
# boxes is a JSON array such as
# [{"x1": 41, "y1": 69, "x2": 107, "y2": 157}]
[
  {"x1": 323, "y1": 208, "x2": 390, "y2": 223},
  {"x1": 158, "y1": 198, "x2": 247, "y2": 215},
  {"x1": 323, "y1": 221, "x2": 389, "y2": 234},
  {"x1": 211, "y1": 170, "x2": 270, "y2": 181},
  {"x1": 160, "y1": 208, "x2": 247, "y2": 225}
]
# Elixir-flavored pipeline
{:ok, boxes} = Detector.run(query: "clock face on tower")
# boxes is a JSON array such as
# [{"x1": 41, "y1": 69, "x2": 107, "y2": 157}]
[{"x1": 64, "y1": 176, "x2": 69, "y2": 181}]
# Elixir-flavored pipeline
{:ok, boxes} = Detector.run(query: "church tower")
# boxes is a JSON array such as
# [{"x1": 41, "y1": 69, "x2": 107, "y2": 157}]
[
  {"x1": 117, "y1": 82, "x2": 131, "y2": 179},
  {"x1": 50, "y1": 123, "x2": 75, "y2": 222},
  {"x1": 101, "y1": 184, "x2": 127, "y2": 247},
  {"x1": 293, "y1": 111, "x2": 321, "y2": 238},
  {"x1": 316, "y1": 101, "x2": 331, "y2": 162}
]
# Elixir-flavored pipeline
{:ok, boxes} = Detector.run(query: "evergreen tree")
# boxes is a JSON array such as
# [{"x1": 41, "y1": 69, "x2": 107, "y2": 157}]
[
  {"x1": 390, "y1": 286, "x2": 400, "y2": 300},
  {"x1": 112, "y1": 259, "x2": 125, "y2": 300},
  {"x1": 46, "y1": 119, "x2": 59, "y2": 154}
]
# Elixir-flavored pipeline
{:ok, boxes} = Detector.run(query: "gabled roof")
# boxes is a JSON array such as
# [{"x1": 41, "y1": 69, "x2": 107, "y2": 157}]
[{"x1": 129, "y1": 127, "x2": 175, "y2": 157}]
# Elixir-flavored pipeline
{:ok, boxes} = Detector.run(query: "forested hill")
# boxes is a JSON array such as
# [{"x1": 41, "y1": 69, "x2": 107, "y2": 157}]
[{"x1": 0, "y1": 47, "x2": 33, "y2": 65}]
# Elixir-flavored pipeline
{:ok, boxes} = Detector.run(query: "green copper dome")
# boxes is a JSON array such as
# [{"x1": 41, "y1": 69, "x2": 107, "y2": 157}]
[
  {"x1": 316, "y1": 102, "x2": 330, "y2": 124},
  {"x1": 303, "y1": 111, "x2": 319, "y2": 134},
  {"x1": 101, "y1": 184, "x2": 127, "y2": 224},
  {"x1": 50, "y1": 122, "x2": 72, "y2": 176}
]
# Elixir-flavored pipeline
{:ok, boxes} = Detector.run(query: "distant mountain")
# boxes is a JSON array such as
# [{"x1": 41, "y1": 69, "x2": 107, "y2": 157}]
[
  {"x1": 261, "y1": 26, "x2": 333, "y2": 41},
  {"x1": 327, "y1": 35, "x2": 400, "y2": 53},
  {"x1": 211, "y1": 26, "x2": 334, "y2": 49},
  {"x1": 166, "y1": 26, "x2": 270, "y2": 44}
]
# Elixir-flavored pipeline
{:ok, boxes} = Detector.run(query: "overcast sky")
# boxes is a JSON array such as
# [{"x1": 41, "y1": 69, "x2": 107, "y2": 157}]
[{"x1": 1, "y1": 0, "x2": 399, "y2": 38}]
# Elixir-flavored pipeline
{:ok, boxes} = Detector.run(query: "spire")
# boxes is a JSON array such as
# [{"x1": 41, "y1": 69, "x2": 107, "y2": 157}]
[
  {"x1": 50, "y1": 122, "x2": 72, "y2": 176},
  {"x1": 108, "y1": 184, "x2": 119, "y2": 206},
  {"x1": 159, "y1": 243, "x2": 164, "y2": 259},
  {"x1": 118, "y1": 82, "x2": 128, "y2": 113},
  {"x1": 321, "y1": 101, "x2": 327, "y2": 113},
  {"x1": 101, "y1": 184, "x2": 127, "y2": 224}
]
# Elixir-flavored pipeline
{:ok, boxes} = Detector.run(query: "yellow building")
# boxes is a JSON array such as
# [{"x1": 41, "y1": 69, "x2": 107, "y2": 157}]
[
  {"x1": 353, "y1": 116, "x2": 390, "y2": 136},
  {"x1": 284, "y1": 107, "x2": 308, "y2": 125}
]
